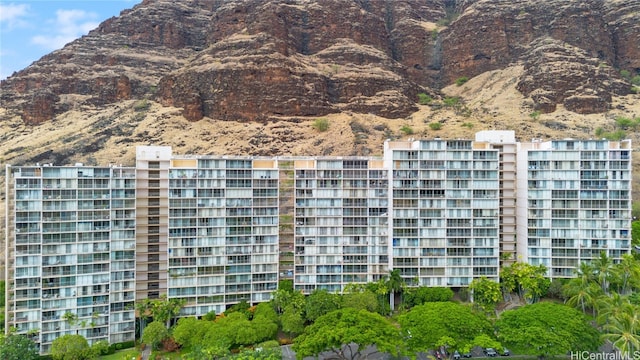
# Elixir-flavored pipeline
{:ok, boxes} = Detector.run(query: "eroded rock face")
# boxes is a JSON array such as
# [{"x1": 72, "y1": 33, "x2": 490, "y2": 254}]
[
  {"x1": 0, "y1": 0, "x2": 639, "y2": 124},
  {"x1": 516, "y1": 38, "x2": 629, "y2": 114}
]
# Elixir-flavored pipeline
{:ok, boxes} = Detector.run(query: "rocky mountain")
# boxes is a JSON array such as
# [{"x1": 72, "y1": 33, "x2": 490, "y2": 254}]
[{"x1": 0, "y1": 0, "x2": 639, "y2": 192}]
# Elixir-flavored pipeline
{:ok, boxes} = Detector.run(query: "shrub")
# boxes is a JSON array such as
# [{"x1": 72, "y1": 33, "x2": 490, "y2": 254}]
[
  {"x1": 631, "y1": 86, "x2": 639, "y2": 94},
  {"x1": 461, "y1": 122, "x2": 474, "y2": 129},
  {"x1": 312, "y1": 118, "x2": 329, "y2": 132},
  {"x1": 91, "y1": 340, "x2": 110, "y2": 355},
  {"x1": 400, "y1": 125, "x2": 414, "y2": 135},
  {"x1": 455, "y1": 76, "x2": 469, "y2": 86},
  {"x1": 417, "y1": 93, "x2": 433, "y2": 105},
  {"x1": 442, "y1": 96, "x2": 460, "y2": 107},
  {"x1": 632, "y1": 75, "x2": 640, "y2": 86},
  {"x1": 428, "y1": 122, "x2": 442, "y2": 130},
  {"x1": 431, "y1": 28, "x2": 438, "y2": 40},
  {"x1": 620, "y1": 69, "x2": 631, "y2": 80},
  {"x1": 529, "y1": 111, "x2": 541, "y2": 120},
  {"x1": 615, "y1": 116, "x2": 634, "y2": 129},
  {"x1": 133, "y1": 99, "x2": 150, "y2": 112}
]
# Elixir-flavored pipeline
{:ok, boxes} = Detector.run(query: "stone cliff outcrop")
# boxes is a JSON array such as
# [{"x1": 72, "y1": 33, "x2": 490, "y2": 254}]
[{"x1": 0, "y1": 0, "x2": 639, "y2": 124}]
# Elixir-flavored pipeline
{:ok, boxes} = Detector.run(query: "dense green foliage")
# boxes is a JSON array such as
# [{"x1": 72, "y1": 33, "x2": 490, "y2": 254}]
[
  {"x1": 496, "y1": 302, "x2": 600, "y2": 357},
  {"x1": 142, "y1": 321, "x2": 169, "y2": 350},
  {"x1": 293, "y1": 308, "x2": 403, "y2": 360},
  {"x1": 0, "y1": 333, "x2": 39, "y2": 360},
  {"x1": 118, "y1": 252, "x2": 640, "y2": 359},
  {"x1": 500, "y1": 262, "x2": 549, "y2": 302},
  {"x1": 304, "y1": 289, "x2": 342, "y2": 322},
  {"x1": 398, "y1": 302, "x2": 493, "y2": 353},
  {"x1": 403, "y1": 286, "x2": 453, "y2": 307},
  {"x1": 469, "y1": 277, "x2": 502, "y2": 307},
  {"x1": 50, "y1": 334, "x2": 95, "y2": 360}
]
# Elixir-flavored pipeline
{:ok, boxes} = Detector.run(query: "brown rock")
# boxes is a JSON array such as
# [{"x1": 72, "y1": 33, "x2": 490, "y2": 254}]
[
  {"x1": 22, "y1": 91, "x2": 59, "y2": 125},
  {"x1": 1, "y1": 0, "x2": 639, "y2": 124}
]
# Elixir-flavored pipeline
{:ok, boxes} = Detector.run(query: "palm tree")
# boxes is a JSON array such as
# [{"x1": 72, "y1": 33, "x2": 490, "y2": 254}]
[
  {"x1": 564, "y1": 280, "x2": 602, "y2": 316},
  {"x1": 593, "y1": 252, "x2": 614, "y2": 294},
  {"x1": 612, "y1": 254, "x2": 640, "y2": 295},
  {"x1": 135, "y1": 298, "x2": 152, "y2": 340},
  {"x1": 596, "y1": 292, "x2": 634, "y2": 326},
  {"x1": 602, "y1": 308, "x2": 640, "y2": 358},
  {"x1": 62, "y1": 311, "x2": 78, "y2": 335},
  {"x1": 386, "y1": 269, "x2": 404, "y2": 311},
  {"x1": 575, "y1": 261, "x2": 596, "y2": 285}
]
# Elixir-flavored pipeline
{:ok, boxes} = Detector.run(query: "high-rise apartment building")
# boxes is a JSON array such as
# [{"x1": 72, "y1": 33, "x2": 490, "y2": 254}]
[
  {"x1": 516, "y1": 138, "x2": 633, "y2": 278},
  {"x1": 384, "y1": 138, "x2": 501, "y2": 286},
  {"x1": 4, "y1": 133, "x2": 632, "y2": 353},
  {"x1": 4, "y1": 164, "x2": 137, "y2": 353},
  {"x1": 292, "y1": 158, "x2": 389, "y2": 293}
]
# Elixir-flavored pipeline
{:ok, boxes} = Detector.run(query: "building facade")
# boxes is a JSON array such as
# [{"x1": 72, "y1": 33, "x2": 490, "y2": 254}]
[
  {"x1": 5, "y1": 164, "x2": 137, "y2": 353},
  {"x1": 4, "y1": 133, "x2": 632, "y2": 353},
  {"x1": 516, "y1": 138, "x2": 633, "y2": 278}
]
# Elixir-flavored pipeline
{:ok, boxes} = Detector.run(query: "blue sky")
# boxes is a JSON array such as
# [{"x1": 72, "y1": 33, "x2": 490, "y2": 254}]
[{"x1": 0, "y1": 0, "x2": 141, "y2": 80}]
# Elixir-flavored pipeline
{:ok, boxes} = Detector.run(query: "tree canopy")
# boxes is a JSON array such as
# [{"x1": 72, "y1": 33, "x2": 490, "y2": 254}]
[
  {"x1": 0, "y1": 333, "x2": 39, "y2": 360},
  {"x1": 142, "y1": 321, "x2": 169, "y2": 350},
  {"x1": 50, "y1": 334, "x2": 95, "y2": 360},
  {"x1": 403, "y1": 286, "x2": 454, "y2": 308},
  {"x1": 495, "y1": 302, "x2": 600, "y2": 357},
  {"x1": 500, "y1": 262, "x2": 550, "y2": 302},
  {"x1": 293, "y1": 308, "x2": 404, "y2": 360},
  {"x1": 397, "y1": 302, "x2": 493, "y2": 353},
  {"x1": 469, "y1": 277, "x2": 502, "y2": 308},
  {"x1": 304, "y1": 289, "x2": 342, "y2": 322}
]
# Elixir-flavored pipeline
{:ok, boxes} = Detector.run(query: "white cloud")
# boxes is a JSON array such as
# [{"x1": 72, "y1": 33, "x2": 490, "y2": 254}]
[
  {"x1": 31, "y1": 9, "x2": 99, "y2": 50},
  {"x1": 0, "y1": 3, "x2": 31, "y2": 29}
]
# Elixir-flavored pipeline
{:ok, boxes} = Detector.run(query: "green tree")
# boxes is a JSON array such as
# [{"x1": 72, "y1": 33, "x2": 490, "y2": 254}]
[
  {"x1": 50, "y1": 334, "x2": 95, "y2": 360},
  {"x1": 173, "y1": 317, "x2": 213, "y2": 351},
  {"x1": 183, "y1": 343, "x2": 230, "y2": 360},
  {"x1": 281, "y1": 304, "x2": 305, "y2": 337},
  {"x1": 468, "y1": 334, "x2": 503, "y2": 352},
  {"x1": 150, "y1": 295, "x2": 186, "y2": 328},
  {"x1": 593, "y1": 252, "x2": 614, "y2": 294},
  {"x1": 253, "y1": 302, "x2": 279, "y2": 324},
  {"x1": 563, "y1": 279, "x2": 602, "y2": 315},
  {"x1": 293, "y1": 308, "x2": 404, "y2": 360},
  {"x1": 612, "y1": 254, "x2": 640, "y2": 295},
  {"x1": 364, "y1": 279, "x2": 391, "y2": 315},
  {"x1": 403, "y1": 286, "x2": 454, "y2": 308},
  {"x1": 0, "y1": 333, "x2": 39, "y2": 360},
  {"x1": 469, "y1": 277, "x2": 502, "y2": 308},
  {"x1": 602, "y1": 309, "x2": 640, "y2": 357},
  {"x1": 398, "y1": 302, "x2": 493, "y2": 353},
  {"x1": 342, "y1": 288, "x2": 380, "y2": 313},
  {"x1": 386, "y1": 269, "x2": 405, "y2": 311},
  {"x1": 596, "y1": 292, "x2": 635, "y2": 326},
  {"x1": 500, "y1": 262, "x2": 550, "y2": 303},
  {"x1": 251, "y1": 314, "x2": 279, "y2": 343},
  {"x1": 271, "y1": 287, "x2": 305, "y2": 314},
  {"x1": 496, "y1": 302, "x2": 600, "y2": 358},
  {"x1": 135, "y1": 298, "x2": 153, "y2": 340},
  {"x1": 142, "y1": 321, "x2": 168, "y2": 350},
  {"x1": 304, "y1": 289, "x2": 342, "y2": 322},
  {"x1": 90, "y1": 340, "x2": 109, "y2": 356}
]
